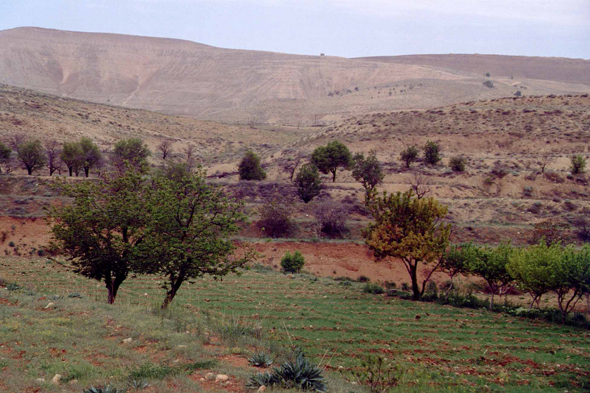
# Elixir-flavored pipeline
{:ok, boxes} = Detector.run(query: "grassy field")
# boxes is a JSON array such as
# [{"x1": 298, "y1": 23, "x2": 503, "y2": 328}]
[{"x1": 1, "y1": 257, "x2": 590, "y2": 392}]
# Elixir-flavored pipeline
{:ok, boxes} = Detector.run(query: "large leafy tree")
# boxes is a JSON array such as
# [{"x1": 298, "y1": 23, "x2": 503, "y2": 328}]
[
  {"x1": 507, "y1": 241, "x2": 564, "y2": 309},
  {"x1": 61, "y1": 141, "x2": 84, "y2": 176},
  {"x1": 112, "y1": 138, "x2": 151, "y2": 173},
  {"x1": 79, "y1": 137, "x2": 103, "y2": 177},
  {"x1": 552, "y1": 245, "x2": 590, "y2": 323},
  {"x1": 469, "y1": 243, "x2": 514, "y2": 310},
  {"x1": 311, "y1": 140, "x2": 352, "y2": 182},
  {"x1": 440, "y1": 243, "x2": 477, "y2": 292},
  {"x1": 352, "y1": 150, "x2": 384, "y2": 195},
  {"x1": 363, "y1": 189, "x2": 451, "y2": 300},
  {"x1": 16, "y1": 139, "x2": 46, "y2": 175},
  {"x1": 139, "y1": 168, "x2": 256, "y2": 308},
  {"x1": 49, "y1": 170, "x2": 148, "y2": 304}
]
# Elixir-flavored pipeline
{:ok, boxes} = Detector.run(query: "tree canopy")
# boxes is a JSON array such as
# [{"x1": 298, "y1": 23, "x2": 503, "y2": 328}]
[
  {"x1": 311, "y1": 140, "x2": 352, "y2": 182},
  {"x1": 16, "y1": 139, "x2": 46, "y2": 175},
  {"x1": 295, "y1": 163, "x2": 322, "y2": 203},
  {"x1": 112, "y1": 138, "x2": 151, "y2": 173},
  {"x1": 352, "y1": 150, "x2": 384, "y2": 194}
]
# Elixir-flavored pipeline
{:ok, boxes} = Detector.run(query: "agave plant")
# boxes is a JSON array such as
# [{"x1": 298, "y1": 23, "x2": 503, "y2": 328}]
[
  {"x1": 274, "y1": 352, "x2": 326, "y2": 392},
  {"x1": 127, "y1": 378, "x2": 150, "y2": 390},
  {"x1": 246, "y1": 371, "x2": 277, "y2": 389},
  {"x1": 82, "y1": 384, "x2": 125, "y2": 393},
  {"x1": 248, "y1": 352, "x2": 274, "y2": 368}
]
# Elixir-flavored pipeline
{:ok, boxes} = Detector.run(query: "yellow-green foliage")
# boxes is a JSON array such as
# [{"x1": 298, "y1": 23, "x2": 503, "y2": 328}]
[{"x1": 364, "y1": 189, "x2": 451, "y2": 299}]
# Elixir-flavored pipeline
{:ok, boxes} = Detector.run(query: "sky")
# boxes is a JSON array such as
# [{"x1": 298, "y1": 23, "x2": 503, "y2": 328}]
[{"x1": 1, "y1": 0, "x2": 589, "y2": 59}]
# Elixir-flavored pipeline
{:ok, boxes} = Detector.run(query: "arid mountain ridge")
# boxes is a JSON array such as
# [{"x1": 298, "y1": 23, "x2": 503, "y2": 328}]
[{"x1": 1, "y1": 27, "x2": 589, "y2": 125}]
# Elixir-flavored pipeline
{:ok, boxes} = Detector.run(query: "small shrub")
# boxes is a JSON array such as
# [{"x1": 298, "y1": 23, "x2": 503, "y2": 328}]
[
  {"x1": 363, "y1": 283, "x2": 384, "y2": 294},
  {"x1": 295, "y1": 164, "x2": 322, "y2": 203},
  {"x1": 400, "y1": 146, "x2": 419, "y2": 168},
  {"x1": 514, "y1": 91, "x2": 522, "y2": 97},
  {"x1": 571, "y1": 154, "x2": 586, "y2": 174},
  {"x1": 527, "y1": 219, "x2": 569, "y2": 245},
  {"x1": 68, "y1": 292, "x2": 82, "y2": 298},
  {"x1": 483, "y1": 80, "x2": 494, "y2": 88},
  {"x1": 449, "y1": 156, "x2": 466, "y2": 172},
  {"x1": 239, "y1": 150, "x2": 266, "y2": 181},
  {"x1": 313, "y1": 202, "x2": 348, "y2": 237},
  {"x1": 129, "y1": 363, "x2": 178, "y2": 380},
  {"x1": 401, "y1": 283, "x2": 410, "y2": 292},
  {"x1": 343, "y1": 356, "x2": 401, "y2": 393},
  {"x1": 8, "y1": 241, "x2": 15, "y2": 247},
  {"x1": 358, "y1": 275, "x2": 370, "y2": 283},
  {"x1": 425, "y1": 281, "x2": 438, "y2": 296},
  {"x1": 249, "y1": 352, "x2": 274, "y2": 368},
  {"x1": 258, "y1": 199, "x2": 294, "y2": 238},
  {"x1": 522, "y1": 185, "x2": 533, "y2": 197},
  {"x1": 423, "y1": 140, "x2": 441, "y2": 166},
  {"x1": 281, "y1": 251, "x2": 305, "y2": 273},
  {"x1": 544, "y1": 171, "x2": 564, "y2": 183}
]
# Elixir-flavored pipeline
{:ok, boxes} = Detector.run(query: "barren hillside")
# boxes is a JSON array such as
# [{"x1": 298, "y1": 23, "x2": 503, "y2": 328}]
[{"x1": 1, "y1": 27, "x2": 589, "y2": 125}]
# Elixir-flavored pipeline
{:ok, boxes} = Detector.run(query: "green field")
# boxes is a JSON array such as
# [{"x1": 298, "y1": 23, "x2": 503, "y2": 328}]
[{"x1": 1, "y1": 257, "x2": 590, "y2": 392}]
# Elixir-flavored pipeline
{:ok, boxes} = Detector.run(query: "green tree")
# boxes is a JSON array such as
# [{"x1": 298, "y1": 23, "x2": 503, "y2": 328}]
[
  {"x1": 311, "y1": 140, "x2": 352, "y2": 182},
  {"x1": 468, "y1": 243, "x2": 514, "y2": 310},
  {"x1": 112, "y1": 138, "x2": 151, "y2": 173},
  {"x1": 238, "y1": 150, "x2": 266, "y2": 180},
  {"x1": 423, "y1": 140, "x2": 441, "y2": 166},
  {"x1": 61, "y1": 142, "x2": 84, "y2": 176},
  {"x1": 281, "y1": 251, "x2": 305, "y2": 273},
  {"x1": 571, "y1": 155, "x2": 586, "y2": 174},
  {"x1": 16, "y1": 139, "x2": 46, "y2": 175},
  {"x1": 508, "y1": 242, "x2": 563, "y2": 309},
  {"x1": 552, "y1": 245, "x2": 590, "y2": 323},
  {"x1": 441, "y1": 243, "x2": 477, "y2": 292},
  {"x1": 352, "y1": 150, "x2": 384, "y2": 194},
  {"x1": 295, "y1": 164, "x2": 322, "y2": 203},
  {"x1": 363, "y1": 189, "x2": 451, "y2": 300},
  {"x1": 49, "y1": 170, "x2": 148, "y2": 304},
  {"x1": 79, "y1": 137, "x2": 102, "y2": 177},
  {"x1": 139, "y1": 168, "x2": 256, "y2": 309},
  {"x1": 0, "y1": 141, "x2": 11, "y2": 174},
  {"x1": 400, "y1": 146, "x2": 419, "y2": 168}
]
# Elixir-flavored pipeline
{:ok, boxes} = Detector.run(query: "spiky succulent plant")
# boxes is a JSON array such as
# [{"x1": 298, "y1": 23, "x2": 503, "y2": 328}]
[{"x1": 248, "y1": 352, "x2": 274, "y2": 368}]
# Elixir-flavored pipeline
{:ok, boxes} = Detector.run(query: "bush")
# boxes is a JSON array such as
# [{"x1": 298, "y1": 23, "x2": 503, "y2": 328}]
[
  {"x1": 249, "y1": 352, "x2": 274, "y2": 368},
  {"x1": 483, "y1": 80, "x2": 494, "y2": 88},
  {"x1": 352, "y1": 150, "x2": 384, "y2": 192},
  {"x1": 295, "y1": 164, "x2": 322, "y2": 203},
  {"x1": 571, "y1": 155, "x2": 586, "y2": 174},
  {"x1": 343, "y1": 356, "x2": 401, "y2": 393},
  {"x1": 400, "y1": 146, "x2": 419, "y2": 168},
  {"x1": 239, "y1": 150, "x2": 266, "y2": 180},
  {"x1": 281, "y1": 251, "x2": 305, "y2": 273},
  {"x1": 313, "y1": 202, "x2": 347, "y2": 237},
  {"x1": 363, "y1": 283, "x2": 384, "y2": 294},
  {"x1": 527, "y1": 219, "x2": 569, "y2": 246},
  {"x1": 522, "y1": 185, "x2": 533, "y2": 197},
  {"x1": 358, "y1": 275, "x2": 370, "y2": 283},
  {"x1": 423, "y1": 140, "x2": 441, "y2": 166},
  {"x1": 258, "y1": 199, "x2": 293, "y2": 238},
  {"x1": 448, "y1": 156, "x2": 466, "y2": 172}
]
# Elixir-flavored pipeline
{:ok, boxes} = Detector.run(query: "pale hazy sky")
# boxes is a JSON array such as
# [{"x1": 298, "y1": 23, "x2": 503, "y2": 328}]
[{"x1": 1, "y1": 0, "x2": 589, "y2": 58}]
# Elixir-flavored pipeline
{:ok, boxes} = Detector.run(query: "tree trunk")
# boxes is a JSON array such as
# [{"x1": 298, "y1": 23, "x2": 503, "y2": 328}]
[
  {"x1": 410, "y1": 264, "x2": 421, "y2": 300},
  {"x1": 489, "y1": 292, "x2": 494, "y2": 311},
  {"x1": 332, "y1": 170, "x2": 337, "y2": 182},
  {"x1": 68, "y1": 166, "x2": 73, "y2": 176},
  {"x1": 84, "y1": 166, "x2": 90, "y2": 177},
  {"x1": 26, "y1": 166, "x2": 33, "y2": 175},
  {"x1": 161, "y1": 273, "x2": 186, "y2": 309},
  {"x1": 105, "y1": 274, "x2": 125, "y2": 305}
]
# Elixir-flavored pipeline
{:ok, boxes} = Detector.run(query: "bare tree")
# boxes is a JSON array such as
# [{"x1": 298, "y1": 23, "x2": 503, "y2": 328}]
[
  {"x1": 280, "y1": 154, "x2": 302, "y2": 182},
  {"x1": 184, "y1": 144, "x2": 198, "y2": 170},
  {"x1": 410, "y1": 171, "x2": 431, "y2": 199},
  {"x1": 10, "y1": 134, "x2": 26, "y2": 150},
  {"x1": 45, "y1": 140, "x2": 62, "y2": 176},
  {"x1": 157, "y1": 139, "x2": 174, "y2": 160},
  {"x1": 537, "y1": 153, "x2": 554, "y2": 173}
]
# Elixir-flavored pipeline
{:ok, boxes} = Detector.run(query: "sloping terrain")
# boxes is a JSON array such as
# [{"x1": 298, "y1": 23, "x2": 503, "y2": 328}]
[{"x1": 1, "y1": 27, "x2": 589, "y2": 125}]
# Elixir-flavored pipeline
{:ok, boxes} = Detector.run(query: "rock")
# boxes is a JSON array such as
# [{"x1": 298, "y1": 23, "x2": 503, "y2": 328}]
[
  {"x1": 205, "y1": 372, "x2": 215, "y2": 380},
  {"x1": 68, "y1": 379, "x2": 78, "y2": 385},
  {"x1": 44, "y1": 302, "x2": 54, "y2": 309},
  {"x1": 122, "y1": 338, "x2": 132, "y2": 343},
  {"x1": 51, "y1": 374, "x2": 62, "y2": 385},
  {"x1": 177, "y1": 345, "x2": 187, "y2": 348},
  {"x1": 257, "y1": 386, "x2": 266, "y2": 392},
  {"x1": 215, "y1": 374, "x2": 229, "y2": 383},
  {"x1": 36, "y1": 378, "x2": 45, "y2": 384}
]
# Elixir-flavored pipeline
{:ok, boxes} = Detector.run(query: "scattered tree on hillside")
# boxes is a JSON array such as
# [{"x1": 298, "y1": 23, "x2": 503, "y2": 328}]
[
  {"x1": 352, "y1": 150, "x2": 384, "y2": 194},
  {"x1": 49, "y1": 169, "x2": 149, "y2": 304},
  {"x1": 280, "y1": 155, "x2": 303, "y2": 182},
  {"x1": 138, "y1": 168, "x2": 256, "y2": 309},
  {"x1": 537, "y1": 153, "x2": 554, "y2": 173},
  {"x1": 423, "y1": 140, "x2": 442, "y2": 166},
  {"x1": 79, "y1": 137, "x2": 102, "y2": 177},
  {"x1": 409, "y1": 172, "x2": 431, "y2": 200},
  {"x1": 16, "y1": 139, "x2": 46, "y2": 175},
  {"x1": 363, "y1": 189, "x2": 451, "y2": 300},
  {"x1": 9, "y1": 134, "x2": 26, "y2": 151},
  {"x1": 0, "y1": 142, "x2": 11, "y2": 174},
  {"x1": 61, "y1": 142, "x2": 84, "y2": 176},
  {"x1": 571, "y1": 154, "x2": 586, "y2": 174},
  {"x1": 295, "y1": 164, "x2": 322, "y2": 203},
  {"x1": 311, "y1": 140, "x2": 352, "y2": 182},
  {"x1": 45, "y1": 140, "x2": 62, "y2": 176},
  {"x1": 157, "y1": 139, "x2": 174, "y2": 160},
  {"x1": 400, "y1": 146, "x2": 419, "y2": 168},
  {"x1": 112, "y1": 138, "x2": 151, "y2": 173},
  {"x1": 184, "y1": 144, "x2": 198, "y2": 170},
  {"x1": 238, "y1": 150, "x2": 266, "y2": 180}
]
